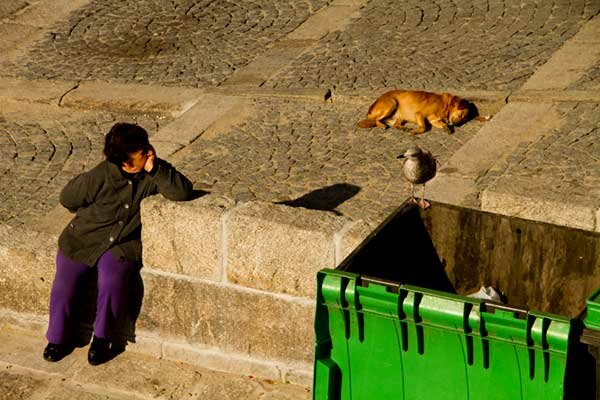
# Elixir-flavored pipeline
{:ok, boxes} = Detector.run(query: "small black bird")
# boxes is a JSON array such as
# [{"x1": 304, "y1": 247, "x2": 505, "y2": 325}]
[
  {"x1": 397, "y1": 145, "x2": 437, "y2": 209},
  {"x1": 323, "y1": 87, "x2": 334, "y2": 103}
]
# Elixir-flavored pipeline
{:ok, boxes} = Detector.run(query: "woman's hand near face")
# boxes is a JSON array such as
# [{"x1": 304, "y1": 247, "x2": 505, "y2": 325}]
[{"x1": 143, "y1": 146, "x2": 156, "y2": 173}]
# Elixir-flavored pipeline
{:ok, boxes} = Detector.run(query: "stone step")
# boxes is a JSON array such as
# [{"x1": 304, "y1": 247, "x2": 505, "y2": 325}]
[{"x1": 0, "y1": 322, "x2": 311, "y2": 400}]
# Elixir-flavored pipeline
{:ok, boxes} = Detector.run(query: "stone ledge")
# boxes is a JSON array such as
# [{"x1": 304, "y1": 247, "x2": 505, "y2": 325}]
[
  {"x1": 426, "y1": 174, "x2": 480, "y2": 209},
  {"x1": 481, "y1": 189, "x2": 600, "y2": 232},
  {"x1": 141, "y1": 194, "x2": 371, "y2": 298},
  {"x1": 0, "y1": 259, "x2": 316, "y2": 383}
]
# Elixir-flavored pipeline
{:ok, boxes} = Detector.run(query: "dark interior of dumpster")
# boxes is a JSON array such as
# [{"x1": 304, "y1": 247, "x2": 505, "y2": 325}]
[{"x1": 338, "y1": 200, "x2": 600, "y2": 319}]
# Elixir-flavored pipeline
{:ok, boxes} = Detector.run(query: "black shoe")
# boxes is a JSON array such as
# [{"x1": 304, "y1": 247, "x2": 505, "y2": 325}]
[
  {"x1": 43, "y1": 342, "x2": 73, "y2": 362},
  {"x1": 87, "y1": 336, "x2": 111, "y2": 366}
]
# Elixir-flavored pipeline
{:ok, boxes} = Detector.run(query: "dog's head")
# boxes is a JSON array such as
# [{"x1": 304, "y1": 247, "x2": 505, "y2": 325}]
[{"x1": 448, "y1": 97, "x2": 473, "y2": 126}]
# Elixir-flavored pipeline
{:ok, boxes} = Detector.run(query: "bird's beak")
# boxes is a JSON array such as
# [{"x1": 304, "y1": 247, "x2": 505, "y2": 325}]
[{"x1": 397, "y1": 154, "x2": 405, "y2": 159}]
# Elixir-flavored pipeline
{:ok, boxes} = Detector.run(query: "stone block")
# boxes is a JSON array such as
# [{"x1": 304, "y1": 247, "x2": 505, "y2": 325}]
[
  {"x1": 335, "y1": 220, "x2": 374, "y2": 264},
  {"x1": 141, "y1": 194, "x2": 235, "y2": 281},
  {"x1": 287, "y1": 3, "x2": 363, "y2": 40},
  {"x1": 151, "y1": 94, "x2": 248, "y2": 146},
  {"x1": 151, "y1": 141, "x2": 183, "y2": 158},
  {"x1": 0, "y1": 225, "x2": 56, "y2": 315},
  {"x1": 425, "y1": 174, "x2": 479, "y2": 208},
  {"x1": 138, "y1": 270, "x2": 315, "y2": 365},
  {"x1": 481, "y1": 189, "x2": 596, "y2": 231},
  {"x1": 440, "y1": 102, "x2": 554, "y2": 178},
  {"x1": 226, "y1": 201, "x2": 349, "y2": 297},
  {"x1": 221, "y1": 40, "x2": 315, "y2": 87}
]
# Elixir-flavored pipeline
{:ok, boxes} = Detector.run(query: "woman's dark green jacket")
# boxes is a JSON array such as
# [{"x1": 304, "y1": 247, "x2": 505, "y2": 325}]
[{"x1": 58, "y1": 159, "x2": 193, "y2": 266}]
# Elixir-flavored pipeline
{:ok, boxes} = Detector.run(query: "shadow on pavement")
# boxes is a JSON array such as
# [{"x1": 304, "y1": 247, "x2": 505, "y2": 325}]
[
  {"x1": 191, "y1": 189, "x2": 210, "y2": 200},
  {"x1": 277, "y1": 183, "x2": 361, "y2": 215}
]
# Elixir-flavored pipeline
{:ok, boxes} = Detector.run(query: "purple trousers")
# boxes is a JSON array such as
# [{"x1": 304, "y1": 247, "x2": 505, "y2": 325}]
[{"x1": 46, "y1": 250, "x2": 140, "y2": 344}]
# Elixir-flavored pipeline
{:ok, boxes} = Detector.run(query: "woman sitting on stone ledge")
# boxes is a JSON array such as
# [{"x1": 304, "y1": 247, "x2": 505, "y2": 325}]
[{"x1": 43, "y1": 122, "x2": 193, "y2": 365}]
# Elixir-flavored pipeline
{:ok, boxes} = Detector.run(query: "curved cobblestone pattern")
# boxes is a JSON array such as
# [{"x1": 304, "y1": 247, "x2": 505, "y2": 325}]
[
  {"x1": 4, "y1": 0, "x2": 330, "y2": 87},
  {"x1": 487, "y1": 102, "x2": 600, "y2": 206},
  {"x1": 268, "y1": 0, "x2": 600, "y2": 92},
  {"x1": 0, "y1": 112, "x2": 168, "y2": 226},
  {"x1": 177, "y1": 98, "x2": 481, "y2": 224}
]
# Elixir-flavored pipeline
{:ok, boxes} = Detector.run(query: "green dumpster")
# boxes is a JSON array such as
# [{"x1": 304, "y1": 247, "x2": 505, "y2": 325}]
[{"x1": 314, "y1": 201, "x2": 600, "y2": 399}]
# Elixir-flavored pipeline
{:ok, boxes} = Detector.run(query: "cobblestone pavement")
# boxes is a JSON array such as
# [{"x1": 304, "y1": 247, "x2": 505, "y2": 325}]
[
  {"x1": 0, "y1": 0, "x2": 28, "y2": 19},
  {"x1": 0, "y1": 110, "x2": 169, "y2": 226},
  {"x1": 487, "y1": 101, "x2": 600, "y2": 207},
  {"x1": 269, "y1": 0, "x2": 600, "y2": 91},
  {"x1": 176, "y1": 97, "x2": 483, "y2": 224},
  {"x1": 2, "y1": 0, "x2": 331, "y2": 87},
  {"x1": 570, "y1": 61, "x2": 600, "y2": 90},
  {"x1": 0, "y1": 0, "x2": 598, "y2": 230}
]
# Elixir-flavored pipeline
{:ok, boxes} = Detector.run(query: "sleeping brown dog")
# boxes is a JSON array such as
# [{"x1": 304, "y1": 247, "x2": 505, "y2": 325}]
[{"x1": 357, "y1": 90, "x2": 473, "y2": 134}]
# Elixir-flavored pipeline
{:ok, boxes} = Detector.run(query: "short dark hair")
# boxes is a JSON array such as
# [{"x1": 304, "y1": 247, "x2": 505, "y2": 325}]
[{"x1": 104, "y1": 123, "x2": 150, "y2": 165}]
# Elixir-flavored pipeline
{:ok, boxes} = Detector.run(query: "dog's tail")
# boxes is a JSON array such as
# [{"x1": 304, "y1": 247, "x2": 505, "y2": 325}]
[{"x1": 357, "y1": 117, "x2": 376, "y2": 128}]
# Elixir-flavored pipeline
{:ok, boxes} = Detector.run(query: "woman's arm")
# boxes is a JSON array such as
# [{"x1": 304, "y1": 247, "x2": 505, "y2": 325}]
[
  {"x1": 59, "y1": 169, "x2": 102, "y2": 213},
  {"x1": 144, "y1": 147, "x2": 193, "y2": 201}
]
